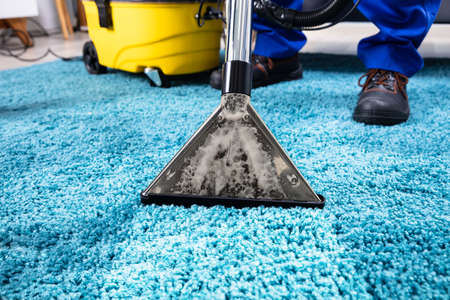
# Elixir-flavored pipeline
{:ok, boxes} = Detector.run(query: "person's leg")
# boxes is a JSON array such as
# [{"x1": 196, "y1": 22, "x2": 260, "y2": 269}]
[
  {"x1": 353, "y1": 0, "x2": 441, "y2": 125},
  {"x1": 210, "y1": 0, "x2": 306, "y2": 89},
  {"x1": 253, "y1": 0, "x2": 306, "y2": 58},
  {"x1": 357, "y1": 0, "x2": 441, "y2": 77}
]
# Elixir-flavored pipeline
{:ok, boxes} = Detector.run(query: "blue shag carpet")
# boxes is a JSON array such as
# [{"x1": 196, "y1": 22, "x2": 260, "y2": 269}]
[{"x1": 0, "y1": 54, "x2": 449, "y2": 299}]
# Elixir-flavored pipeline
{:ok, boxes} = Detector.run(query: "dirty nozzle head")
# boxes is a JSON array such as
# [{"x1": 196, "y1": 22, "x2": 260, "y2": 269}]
[{"x1": 142, "y1": 92, "x2": 324, "y2": 207}]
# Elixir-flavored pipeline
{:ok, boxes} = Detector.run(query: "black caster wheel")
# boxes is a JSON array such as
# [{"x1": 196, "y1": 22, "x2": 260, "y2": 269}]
[
  {"x1": 144, "y1": 67, "x2": 171, "y2": 88},
  {"x1": 83, "y1": 41, "x2": 107, "y2": 75}
]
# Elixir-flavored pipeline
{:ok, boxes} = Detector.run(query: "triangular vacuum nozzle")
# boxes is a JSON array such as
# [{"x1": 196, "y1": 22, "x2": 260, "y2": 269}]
[
  {"x1": 141, "y1": 0, "x2": 324, "y2": 208},
  {"x1": 141, "y1": 93, "x2": 324, "y2": 208}
]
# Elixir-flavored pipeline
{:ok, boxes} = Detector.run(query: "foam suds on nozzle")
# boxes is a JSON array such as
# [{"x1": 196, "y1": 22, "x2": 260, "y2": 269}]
[{"x1": 173, "y1": 94, "x2": 286, "y2": 199}]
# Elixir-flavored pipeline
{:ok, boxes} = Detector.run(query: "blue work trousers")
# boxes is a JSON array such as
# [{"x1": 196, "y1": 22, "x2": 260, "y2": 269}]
[{"x1": 253, "y1": 0, "x2": 442, "y2": 77}]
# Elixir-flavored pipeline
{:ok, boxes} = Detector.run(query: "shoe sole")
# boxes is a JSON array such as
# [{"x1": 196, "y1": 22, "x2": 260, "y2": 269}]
[{"x1": 353, "y1": 112, "x2": 409, "y2": 126}]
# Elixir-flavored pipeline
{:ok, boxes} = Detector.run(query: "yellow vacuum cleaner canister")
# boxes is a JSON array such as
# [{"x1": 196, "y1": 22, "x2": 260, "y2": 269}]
[{"x1": 82, "y1": 0, "x2": 223, "y2": 86}]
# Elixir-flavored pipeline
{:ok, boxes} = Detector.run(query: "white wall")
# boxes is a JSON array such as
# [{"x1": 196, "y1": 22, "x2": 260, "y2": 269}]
[{"x1": 0, "y1": 0, "x2": 39, "y2": 19}]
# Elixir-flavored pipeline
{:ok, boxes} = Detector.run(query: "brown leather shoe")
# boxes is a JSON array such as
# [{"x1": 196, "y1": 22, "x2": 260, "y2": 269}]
[
  {"x1": 353, "y1": 69, "x2": 410, "y2": 125},
  {"x1": 210, "y1": 53, "x2": 303, "y2": 90}
]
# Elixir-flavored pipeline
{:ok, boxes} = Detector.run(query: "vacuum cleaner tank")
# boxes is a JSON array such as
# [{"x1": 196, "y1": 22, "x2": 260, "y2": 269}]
[{"x1": 82, "y1": 0, "x2": 223, "y2": 75}]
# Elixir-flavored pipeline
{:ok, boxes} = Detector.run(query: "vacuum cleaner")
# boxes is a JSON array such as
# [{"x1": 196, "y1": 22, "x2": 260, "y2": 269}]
[
  {"x1": 82, "y1": 0, "x2": 224, "y2": 87},
  {"x1": 141, "y1": 0, "x2": 359, "y2": 208}
]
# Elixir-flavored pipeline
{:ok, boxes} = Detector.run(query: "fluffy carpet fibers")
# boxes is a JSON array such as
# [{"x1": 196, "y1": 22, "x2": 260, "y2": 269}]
[{"x1": 0, "y1": 54, "x2": 448, "y2": 299}]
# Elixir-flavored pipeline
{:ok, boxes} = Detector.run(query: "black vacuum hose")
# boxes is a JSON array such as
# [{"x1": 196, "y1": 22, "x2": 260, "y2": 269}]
[{"x1": 254, "y1": 0, "x2": 356, "y2": 30}]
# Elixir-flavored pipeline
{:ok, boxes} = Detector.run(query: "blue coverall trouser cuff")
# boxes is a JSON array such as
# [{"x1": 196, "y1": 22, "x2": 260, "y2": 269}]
[{"x1": 253, "y1": 0, "x2": 442, "y2": 77}]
